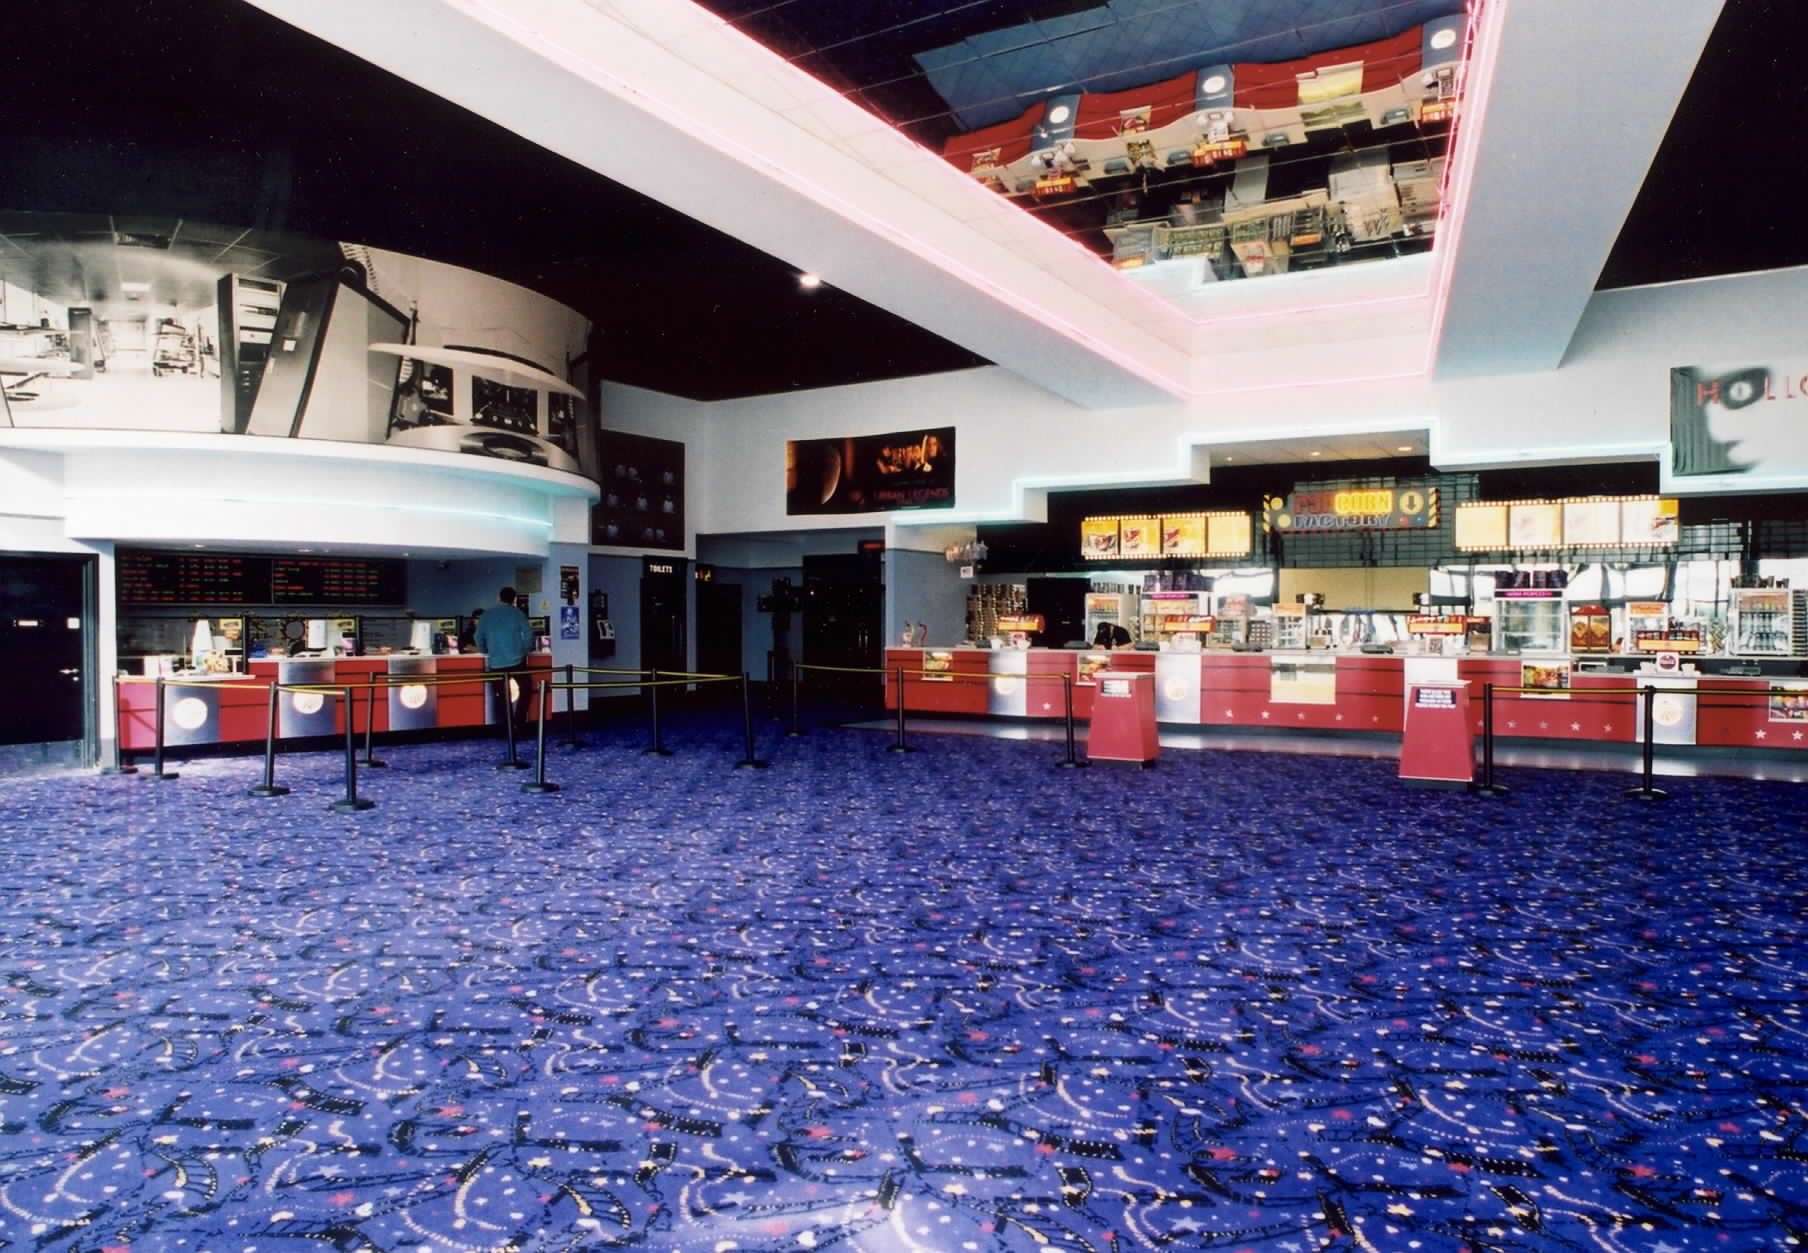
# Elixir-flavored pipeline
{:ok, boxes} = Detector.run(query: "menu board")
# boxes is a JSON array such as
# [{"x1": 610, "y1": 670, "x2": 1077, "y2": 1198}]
[
  {"x1": 1083, "y1": 512, "x2": 1251, "y2": 560},
  {"x1": 1508, "y1": 502, "x2": 1563, "y2": 548},
  {"x1": 118, "y1": 549, "x2": 404, "y2": 606},
  {"x1": 1621, "y1": 497, "x2": 1680, "y2": 546},
  {"x1": 1081, "y1": 518, "x2": 1120, "y2": 560},
  {"x1": 1207, "y1": 513, "x2": 1252, "y2": 556},
  {"x1": 1119, "y1": 517, "x2": 1160, "y2": 558},
  {"x1": 1162, "y1": 515, "x2": 1205, "y2": 556},
  {"x1": 271, "y1": 557, "x2": 404, "y2": 605},
  {"x1": 1562, "y1": 499, "x2": 1622, "y2": 547},
  {"x1": 118, "y1": 551, "x2": 257, "y2": 605},
  {"x1": 1454, "y1": 503, "x2": 1508, "y2": 551}
]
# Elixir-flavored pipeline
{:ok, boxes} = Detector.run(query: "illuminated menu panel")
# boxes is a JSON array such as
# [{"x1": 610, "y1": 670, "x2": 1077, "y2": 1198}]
[
  {"x1": 118, "y1": 549, "x2": 404, "y2": 607},
  {"x1": 271, "y1": 557, "x2": 403, "y2": 605},
  {"x1": 118, "y1": 551, "x2": 255, "y2": 605}
]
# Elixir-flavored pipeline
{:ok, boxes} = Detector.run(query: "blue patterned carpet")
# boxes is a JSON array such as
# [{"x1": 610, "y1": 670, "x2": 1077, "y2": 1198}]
[{"x1": 1, "y1": 718, "x2": 1804, "y2": 1251}]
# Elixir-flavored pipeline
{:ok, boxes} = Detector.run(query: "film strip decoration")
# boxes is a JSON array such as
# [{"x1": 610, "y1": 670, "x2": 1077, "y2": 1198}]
[
  {"x1": 1453, "y1": 495, "x2": 1680, "y2": 552},
  {"x1": 1080, "y1": 512, "x2": 1252, "y2": 560}
]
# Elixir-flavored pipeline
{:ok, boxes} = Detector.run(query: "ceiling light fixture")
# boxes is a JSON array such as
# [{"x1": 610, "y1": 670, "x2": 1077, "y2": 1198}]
[
  {"x1": 797, "y1": 272, "x2": 823, "y2": 290},
  {"x1": 1201, "y1": 74, "x2": 1228, "y2": 94},
  {"x1": 1430, "y1": 27, "x2": 1458, "y2": 50},
  {"x1": 1309, "y1": 451, "x2": 1322, "y2": 457},
  {"x1": 1397, "y1": 445, "x2": 1414, "y2": 453},
  {"x1": 1047, "y1": 104, "x2": 1071, "y2": 124}
]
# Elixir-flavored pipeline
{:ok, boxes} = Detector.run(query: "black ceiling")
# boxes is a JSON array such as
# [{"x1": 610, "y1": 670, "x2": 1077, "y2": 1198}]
[
  {"x1": 1599, "y1": 0, "x2": 1808, "y2": 288},
  {"x1": 0, "y1": 0, "x2": 985, "y2": 401}
]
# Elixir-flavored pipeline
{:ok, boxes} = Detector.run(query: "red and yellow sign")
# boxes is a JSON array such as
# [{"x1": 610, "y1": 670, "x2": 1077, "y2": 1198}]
[{"x1": 1263, "y1": 484, "x2": 1438, "y2": 533}]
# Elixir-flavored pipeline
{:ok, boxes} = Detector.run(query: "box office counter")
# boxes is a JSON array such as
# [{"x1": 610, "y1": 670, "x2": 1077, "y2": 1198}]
[{"x1": 117, "y1": 651, "x2": 553, "y2": 750}]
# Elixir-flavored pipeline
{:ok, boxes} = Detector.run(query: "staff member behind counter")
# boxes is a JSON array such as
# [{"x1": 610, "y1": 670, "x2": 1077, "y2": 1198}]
[
  {"x1": 1091, "y1": 621, "x2": 1133, "y2": 649},
  {"x1": 474, "y1": 586, "x2": 535, "y2": 735}
]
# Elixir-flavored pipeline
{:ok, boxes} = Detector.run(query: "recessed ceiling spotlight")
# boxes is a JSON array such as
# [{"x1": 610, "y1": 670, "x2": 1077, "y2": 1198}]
[
  {"x1": 1047, "y1": 104, "x2": 1071, "y2": 124},
  {"x1": 798, "y1": 272, "x2": 823, "y2": 290},
  {"x1": 1430, "y1": 27, "x2": 1458, "y2": 50},
  {"x1": 192, "y1": 543, "x2": 206, "y2": 549},
  {"x1": 1202, "y1": 74, "x2": 1228, "y2": 95},
  {"x1": 298, "y1": 548, "x2": 313, "y2": 553},
  {"x1": 1397, "y1": 445, "x2": 1414, "y2": 453},
  {"x1": 1223, "y1": 455, "x2": 1233, "y2": 462},
  {"x1": 1309, "y1": 451, "x2": 1322, "y2": 457}
]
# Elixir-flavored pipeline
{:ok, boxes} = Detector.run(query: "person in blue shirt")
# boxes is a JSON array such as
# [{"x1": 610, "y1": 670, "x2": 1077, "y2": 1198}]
[{"x1": 474, "y1": 586, "x2": 535, "y2": 735}]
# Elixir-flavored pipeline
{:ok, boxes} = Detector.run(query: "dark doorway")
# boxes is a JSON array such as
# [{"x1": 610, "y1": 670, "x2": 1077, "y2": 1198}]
[
  {"x1": 801, "y1": 552, "x2": 884, "y2": 711},
  {"x1": 639, "y1": 557, "x2": 688, "y2": 677},
  {"x1": 697, "y1": 579, "x2": 742, "y2": 687},
  {"x1": 0, "y1": 554, "x2": 94, "y2": 770}
]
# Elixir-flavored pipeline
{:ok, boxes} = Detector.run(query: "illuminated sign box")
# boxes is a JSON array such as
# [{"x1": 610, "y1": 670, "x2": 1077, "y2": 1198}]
[
  {"x1": 1263, "y1": 483, "x2": 1438, "y2": 532},
  {"x1": 1456, "y1": 496, "x2": 1679, "y2": 551},
  {"x1": 1081, "y1": 512, "x2": 1250, "y2": 560}
]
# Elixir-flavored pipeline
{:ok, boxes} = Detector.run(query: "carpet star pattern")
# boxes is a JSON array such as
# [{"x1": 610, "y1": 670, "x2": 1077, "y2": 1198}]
[{"x1": 0, "y1": 717, "x2": 1804, "y2": 1250}]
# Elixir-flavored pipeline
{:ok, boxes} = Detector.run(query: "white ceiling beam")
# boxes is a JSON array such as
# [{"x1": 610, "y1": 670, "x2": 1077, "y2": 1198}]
[{"x1": 1429, "y1": 0, "x2": 1723, "y2": 377}]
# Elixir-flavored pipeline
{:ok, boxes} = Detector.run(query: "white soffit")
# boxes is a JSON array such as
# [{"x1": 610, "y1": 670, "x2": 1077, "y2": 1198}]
[{"x1": 1429, "y1": 0, "x2": 1724, "y2": 378}]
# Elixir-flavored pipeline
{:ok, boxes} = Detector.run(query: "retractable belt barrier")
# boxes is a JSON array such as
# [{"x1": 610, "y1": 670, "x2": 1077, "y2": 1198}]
[
  {"x1": 1477, "y1": 682, "x2": 1808, "y2": 802},
  {"x1": 792, "y1": 662, "x2": 1088, "y2": 767}
]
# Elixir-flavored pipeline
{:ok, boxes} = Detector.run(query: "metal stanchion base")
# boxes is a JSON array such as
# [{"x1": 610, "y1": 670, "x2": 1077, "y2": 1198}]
[
  {"x1": 496, "y1": 759, "x2": 533, "y2": 771},
  {"x1": 248, "y1": 784, "x2": 291, "y2": 798},
  {"x1": 100, "y1": 764, "x2": 140, "y2": 776},
  {"x1": 786, "y1": 729, "x2": 807, "y2": 738},
  {"x1": 885, "y1": 745, "x2": 916, "y2": 754},
  {"x1": 735, "y1": 759, "x2": 771, "y2": 770},
  {"x1": 643, "y1": 747, "x2": 675, "y2": 757},
  {"x1": 1474, "y1": 784, "x2": 1510, "y2": 797},
  {"x1": 1054, "y1": 759, "x2": 1090, "y2": 769},
  {"x1": 1624, "y1": 786, "x2": 1668, "y2": 801},
  {"x1": 363, "y1": 759, "x2": 389, "y2": 769},
  {"x1": 148, "y1": 771, "x2": 180, "y2": 781},
  {"x1": 330, "y1": 797, "x2": 377, "y2": 813},
  {"x1": 521, "y1": 781, "x2": 561, "y2": 794}
]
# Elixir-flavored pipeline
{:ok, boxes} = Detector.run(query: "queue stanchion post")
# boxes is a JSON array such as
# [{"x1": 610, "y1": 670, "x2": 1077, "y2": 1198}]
[
  {"x1": 248, "y1": 680, "x2": 289, "y2": 797},
  {"x1": 645, "y1": 671, "x2": 673, "y2": 757},
  {"x1": 497, "y1": 671, "x2": 530, "y2": 770},
  {"x1": 101, "y1": 676, "x2": 139, "y2": 775},
  {"x1": 1476, "y1": 682, "x2": 1507, "y2": 796},
  {"x1": 1055, "y1": 672, "x2": 1087, "y2": 769},
  {"x1": 149, "y1": 675, "x2": 179, "y2": 781},
  {"x1": 563, "y1": 663, "x2": 579, "y2": 748},
  {"x1": 788, "y1": 661, "x2": 806, "y2": 738},
  {"x1": 523, "y1": 679, "x2": 560, "y2": 794},
  {"x1": 1625, "y1": 684, "x2": 1668, "y2": 801},
  {"x1": 887, "y1": 666, "x2": 913, "y2": 754},
  {"x1": 736, "y1": 673, "x2": 770, "y2": 769},
  {"x1": 331, "y1": 686, "x2": 375, "y2": 813},
  {"x1": 362, "y1": 682, "x2": 388, "y2": 769}
]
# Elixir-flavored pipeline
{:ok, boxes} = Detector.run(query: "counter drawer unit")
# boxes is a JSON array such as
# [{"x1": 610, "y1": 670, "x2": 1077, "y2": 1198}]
[{"x1": 884, "y1": 648, "x2": 988, "y2": 716}]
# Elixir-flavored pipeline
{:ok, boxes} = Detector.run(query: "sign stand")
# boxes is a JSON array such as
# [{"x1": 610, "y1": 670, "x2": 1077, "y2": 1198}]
[
  {"x1": 1087, "y1": 671, "x2": 1158, "y2": 767},
  {"x1": 1399, "y1": 679, "x2": 1473, "y2": 788}
]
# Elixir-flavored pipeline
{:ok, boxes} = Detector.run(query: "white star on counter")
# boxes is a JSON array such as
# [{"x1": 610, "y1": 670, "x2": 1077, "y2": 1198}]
[
  {"x1": 1570, "y1": 722, "x2": 1581, "y2": 731},
  {"x1": 1335, "y1": 714, "x2": 1344, "y2": 722},
  {"x1": 1604, "y1": 724, "x2": 1613, "y2": 733},
  {"x1": 1756, "y1": 730, "x2": 1767, "y2": 740},
  {"x1": 1507, "y1": 720, "x2": 1517, "y2": 729},
  {"x1": 1794, "y1": 731, "x2": 1804, "y2": 741},
  {"x1": 1296, "y1": 712, "x2": 1305, "y2": 720},
  {"x1": 1224, "y1": 709, "x2": 1234, "y2": 718},
  {"x1": 1539, "y1": 721, "x2": 1548, "y2": 730},
  {"x1": 1371, "y1": 715, "x2": 1379, "y2": 722},
  {"x1": 1260, "y1": 711, "x2": 1270, "y2": 720}
]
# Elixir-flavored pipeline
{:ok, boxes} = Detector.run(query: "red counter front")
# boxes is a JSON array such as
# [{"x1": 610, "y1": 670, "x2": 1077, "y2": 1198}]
[
  {"x1": 1698, "y1": 679, "x2": 1808, "y2": 749},
  {"x1": 1456, "y1": 660, "x2": 1636, "y2": 743},
  {"x1": 883, "y1": 648, "x2": 989, "y2": 716},
  {"x1": 119, "y1": 652, "x2": 551, "y2": 750}
]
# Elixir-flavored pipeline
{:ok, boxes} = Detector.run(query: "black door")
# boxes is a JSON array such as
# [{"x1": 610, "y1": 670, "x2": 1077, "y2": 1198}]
[
  {"x1": 639, "y1": 558, "x2": 688, "y2": 676},
  {"x1": 697, "y1": 582, "x2": 742, "y2": 683},
  {"x1": 0, "y1": 555, "x2": 93, "y2": 767},
  {"x1": 801, "y1": 553, "x2": 883, "y2": 710}
]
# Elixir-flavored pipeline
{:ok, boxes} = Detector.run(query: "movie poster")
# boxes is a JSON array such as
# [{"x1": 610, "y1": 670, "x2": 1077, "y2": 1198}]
[
  {"x1": 1671, "y1": 362, "x2": 1808, "y2": 484},
  {"x1": 785, "y1": 426, "x2": 955, "y2": 515}
]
